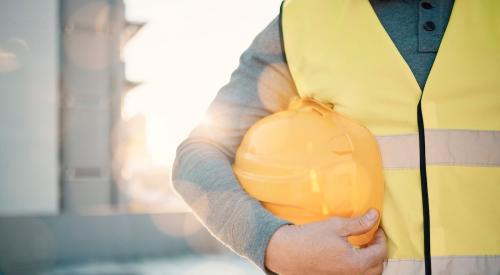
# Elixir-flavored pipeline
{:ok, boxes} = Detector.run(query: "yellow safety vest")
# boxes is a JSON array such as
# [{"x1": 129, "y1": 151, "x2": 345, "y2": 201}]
[{"x1": 281, "y1": 0, "x2": 500, "y2": 274}]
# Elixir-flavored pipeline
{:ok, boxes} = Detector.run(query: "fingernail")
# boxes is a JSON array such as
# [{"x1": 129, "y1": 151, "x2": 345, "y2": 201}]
[{"x1": 366, "y1": 209, "x2": 378, "y2": 220}]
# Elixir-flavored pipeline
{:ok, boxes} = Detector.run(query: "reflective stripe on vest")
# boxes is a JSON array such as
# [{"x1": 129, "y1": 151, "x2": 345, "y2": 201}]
[
  {"x1": 377, "y1": 130, "x2": 500, "y2": 169},
  {"x1": 384, "y1": 255, "x2": 500, "y2": 275},
  {"x1": 281, "y1": 0, "x2": 500, "y2": 274}
]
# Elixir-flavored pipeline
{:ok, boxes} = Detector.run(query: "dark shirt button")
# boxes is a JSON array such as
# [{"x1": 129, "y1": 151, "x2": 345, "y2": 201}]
[
  {"x1": 423, "y1": 21, "x2": 436, "y2": 31},
  {"x1": 421, "y1": 2, "x2": 434, "y2": 9}
]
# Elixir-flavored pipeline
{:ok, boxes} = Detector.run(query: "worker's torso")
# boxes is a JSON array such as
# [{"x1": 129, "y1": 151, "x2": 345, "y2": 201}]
[{"x1": 281, "y1": 0, "x2": 500, "y2": 274}]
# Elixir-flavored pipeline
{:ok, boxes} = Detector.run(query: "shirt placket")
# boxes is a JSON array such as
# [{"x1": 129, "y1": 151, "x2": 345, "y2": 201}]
[{"x1": 418, "y1": 0, "x2": 442, "y2": 53}]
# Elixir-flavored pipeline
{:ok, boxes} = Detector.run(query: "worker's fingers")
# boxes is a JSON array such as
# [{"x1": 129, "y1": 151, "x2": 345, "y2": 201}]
[
  {"x1": 334, "y1": 209, "x2": 379, "y2": 237},
  {"x1": 356, "y1": 229, "x2": 388, "y2": 269}
]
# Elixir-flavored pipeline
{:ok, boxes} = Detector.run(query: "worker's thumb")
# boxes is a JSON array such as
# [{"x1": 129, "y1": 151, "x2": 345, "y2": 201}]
[{"x1": 337, "y1": 209, "x2": 379, "y2": 237}]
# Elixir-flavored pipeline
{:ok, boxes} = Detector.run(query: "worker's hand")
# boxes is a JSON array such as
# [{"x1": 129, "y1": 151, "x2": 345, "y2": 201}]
[{"x1": 265, "y1": 209, "x2": 387, "y2": 275}]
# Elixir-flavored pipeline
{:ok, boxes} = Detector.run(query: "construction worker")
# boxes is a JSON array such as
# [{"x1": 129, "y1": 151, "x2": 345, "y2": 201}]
[{"x1": 172, "y1": 1, "x2": 500, "y2": 274}]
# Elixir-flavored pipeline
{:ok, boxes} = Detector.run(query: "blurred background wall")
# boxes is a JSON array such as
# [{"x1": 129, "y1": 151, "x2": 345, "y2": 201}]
[
  {"x1": 0, "y1": 0, "x2": 280, "y2": 274},
  {"x1": 0, "y1": 0, "x2": 59, "y2": 216}
]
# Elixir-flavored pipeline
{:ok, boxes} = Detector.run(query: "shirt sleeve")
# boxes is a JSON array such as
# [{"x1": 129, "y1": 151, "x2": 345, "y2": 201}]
[{"x1": 171, "y1": 16, "x2": 297, "y2": 273}]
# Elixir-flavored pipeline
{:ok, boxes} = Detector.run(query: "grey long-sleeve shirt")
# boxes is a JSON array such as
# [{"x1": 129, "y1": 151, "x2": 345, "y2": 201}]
[{"x1": 172, "y1": 0, "x2": 453, "y2": 273}]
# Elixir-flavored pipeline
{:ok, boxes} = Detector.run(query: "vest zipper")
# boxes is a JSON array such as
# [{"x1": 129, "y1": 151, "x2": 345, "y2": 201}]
[{"x1": 417, "y1": 100, "x2": 432, "y2": 275}]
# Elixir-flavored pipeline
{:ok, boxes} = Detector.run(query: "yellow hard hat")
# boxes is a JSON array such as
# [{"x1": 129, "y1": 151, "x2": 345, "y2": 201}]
[{"x1": 233, "y1": 98, "x2": 384, "y2": 246}]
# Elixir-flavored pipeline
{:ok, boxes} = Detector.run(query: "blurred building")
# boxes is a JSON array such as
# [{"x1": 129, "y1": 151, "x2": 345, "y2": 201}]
[
  {"x1": 0, "y1": 0, "x2": 138, "y2": 215},
  {"x1": 0, "y1": 0, "x2": 59, "y2": 217},
  {"x1": 60, "y1": 0, "x2": 128, "y2": 212},
  {"x1": 0, "y1": 0, "x2": 282, "y2": 273},
  {"x1": 0, "y1": 1, "x2": 224, "y2": 274}
]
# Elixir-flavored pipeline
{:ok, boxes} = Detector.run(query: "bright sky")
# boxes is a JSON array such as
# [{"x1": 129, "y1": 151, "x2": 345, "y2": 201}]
[{"x1": 123, "y1": 0, "x2": 282, "y2": 166}]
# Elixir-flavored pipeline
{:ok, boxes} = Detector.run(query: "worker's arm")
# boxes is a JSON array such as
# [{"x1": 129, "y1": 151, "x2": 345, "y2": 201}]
[{"x1": 171, "y1": 17, "x2": 296, "y2": 273}]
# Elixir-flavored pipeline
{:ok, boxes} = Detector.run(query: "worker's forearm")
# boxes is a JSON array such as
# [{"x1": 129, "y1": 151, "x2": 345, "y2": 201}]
[
  {"x1": 171, "y1": 16, "x2": 297, "y2": 273},
  {"x1": 172, "y1": 141, "x2": 289, "y2": 271}
]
